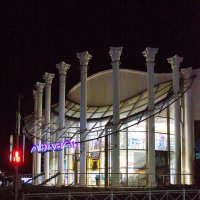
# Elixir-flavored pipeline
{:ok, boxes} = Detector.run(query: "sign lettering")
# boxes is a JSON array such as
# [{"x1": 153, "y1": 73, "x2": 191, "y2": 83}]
[{"x1": 31, "y1": 139, "x2": 79, "y2": 153}]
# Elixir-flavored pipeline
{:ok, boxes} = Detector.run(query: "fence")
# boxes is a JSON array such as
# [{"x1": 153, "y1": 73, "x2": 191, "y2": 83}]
[
  {"x1": 22, "y1": 172, "x2": 194, "y2": 188},
  {"x1": 22, "y1": 189, "x2": 200, "y2": 200}
]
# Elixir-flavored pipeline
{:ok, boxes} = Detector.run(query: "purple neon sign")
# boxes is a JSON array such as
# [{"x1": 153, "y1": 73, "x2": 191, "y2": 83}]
[{"x1": 31, "y1": 139, "x2": 79, "y2": 153}]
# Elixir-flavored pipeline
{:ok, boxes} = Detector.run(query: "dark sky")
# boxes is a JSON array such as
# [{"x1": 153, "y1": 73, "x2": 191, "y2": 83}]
[{"x1": 0, "y1": 0, "x2": 199, "y2": 173}]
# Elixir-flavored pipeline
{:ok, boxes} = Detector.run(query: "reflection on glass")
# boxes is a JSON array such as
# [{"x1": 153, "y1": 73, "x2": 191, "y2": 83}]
[
  {"x1": 128, "y1": 150, "x2": 146, "y2": 172},
  {"x1": 128, "y1": 132, "x2": 146, "y2": 149},
  {"x1": 170, "y1": 135, "x2": 175, "y2": 151},
  {"x1": 155, "y1": 133, "x2": 168, "y2": 151}
]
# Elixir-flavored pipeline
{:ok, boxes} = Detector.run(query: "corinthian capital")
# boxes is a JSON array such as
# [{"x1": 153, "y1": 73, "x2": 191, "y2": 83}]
[
  {"x1": 43, "y1": 72, "x2": 55, "y2": 85},
  {"x1": 167, "y1": 54, "x2": 183, "y2": 69},
  {"x1": 35, "y1": 82, "x2": 45, "y2": 93},
  {"x1": 33, "y1": 90, "x2": 38, "y2": 99},
  {"x1": 109, "y1": 47, "x2": 123, "y2": 62},
  {"x1": 77, "y1": 51, "x2": 92, "y2": 66},
  {"x1": 56, "y1": 61, "x2": 70, "y2": 76},
  {"x1": 142, "y1": 47, "x2": 158, "y2": 63},
  {"x1": 181, "y1": 67, "x2": 193, "y2": 79}
]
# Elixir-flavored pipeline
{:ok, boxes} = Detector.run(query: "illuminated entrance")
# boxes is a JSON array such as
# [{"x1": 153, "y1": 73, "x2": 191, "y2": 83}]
[{"x1": 47, "y1": 80, "x2": 180, "y2": 186}]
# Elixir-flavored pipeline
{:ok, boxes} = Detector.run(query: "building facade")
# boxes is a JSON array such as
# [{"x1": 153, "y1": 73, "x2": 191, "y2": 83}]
[{"x1": 26, "y1": 47, "x2": 200, "y2": 187}]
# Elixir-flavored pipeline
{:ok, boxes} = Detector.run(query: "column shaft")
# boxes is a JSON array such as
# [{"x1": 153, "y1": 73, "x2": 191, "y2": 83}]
[
  {"x1": 167, "y1": 55, "x2": 183, "y2": 184},
  {"x1": 112, "y1": 61, "x2": 120, "y2": 185},
  {"x1": 43, "y1": 73, "x2": 54, "y2": 182},
  {"x1": 181, "y1": 68, "x2": 194, "y2": 184},
  {"x1": 37, "y1": 93, "x2": 42, "y2": 175},
  {"x1": 173, "y1": 64, "x2": 181, "y2": 184},
  {"x1": 33, "y1": 90, "x2": 38, "y2": 182},
  {"x1": 51, "y1": 123, "x2": 56, "y2": 174},
  {"x1": 44, "y1": 85, "x2": 50, "y2": 181},
  {"x1": 77, "y1": 51, "x2": 92, "y2": 186},
  {"x1": 56, "y1": 62, "x2": 70, "y2": 186},
  {"x1": 58, "y1": 74, "x2": 66, "y2": 185},
  {"x1": 143, "y1": 47, "x2": 158, "y2": 187},
  {"x1": 80, "y1": 65, "x2": 87, "y2": 186},
  {"x1": 109, "y1": 47, "x2": 123, "y2": 186},
  {"x1": 184, "y1": 87, "x2": 193, "y2": 182},
  {"x1": 58, "y1": 76, "x2": 66, "y2": 186},
  {"x1": 147, "y1": 64, "x2": 155, "y2": 183},
  {"x1": 174, "y1": 99, "x2": 181, "y2": 182},
  {"x1": 35, "y1": 82, "x2": 45, "y2": 184}
]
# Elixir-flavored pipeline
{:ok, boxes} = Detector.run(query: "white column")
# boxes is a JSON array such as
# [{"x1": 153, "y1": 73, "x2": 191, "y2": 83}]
[
  {"x1": 32, "y1": 90, "x2": 38, "y2": 181},
  {"x1": 51, "y1": 123, "x2": 56, "y2": 173},
  {"x1": 43, "y1": 72, "x2": 55, "y2": 182},
  {"x1": 109, "y1": 46, "x2": 123, "y2": 186},
  {"x1": 167, "y1": 55, "x2": 183, "y2": 184},
  {"x1": 143, "y1": 47, "x2": 158, "y2": 187},
  {"x1": 66, "y1": 121, "x2": 73, "y2": 185},
  {"x1": 35, "y1": 82, "x2": 45, "y2": 184},
  {"x1": 181, "y1": 67, "x2": 194, "y2": 184},
  {"x1": 99, "y1": 121, "x2": 104, "y2": 186},
  {"x1": 77, "y1": 51, "x2": 92, "y2": 186},
  {"x1": 56, "y1": 61, "x2": 70, "y2": 186}
]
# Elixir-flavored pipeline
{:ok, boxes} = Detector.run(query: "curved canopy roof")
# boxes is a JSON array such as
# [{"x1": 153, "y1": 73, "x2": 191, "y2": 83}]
[
  {"x1": 52, "y1": 69, "x2": 174, "y2": 120},
  {"x1": 67, "y1": 69, "x2": 172, "y2": 106},
  {"x1": 25, "y1": 68, "x2": 198, "y2": 143}
]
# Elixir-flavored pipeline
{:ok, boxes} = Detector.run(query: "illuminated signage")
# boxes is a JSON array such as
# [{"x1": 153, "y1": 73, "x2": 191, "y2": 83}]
[{"x1": 31, "y1": 139, "x2": 79, "y2": 153}]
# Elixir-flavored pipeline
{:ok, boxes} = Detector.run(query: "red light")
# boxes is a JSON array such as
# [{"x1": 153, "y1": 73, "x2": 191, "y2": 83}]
[{"x1": 12, "y1": 150, "x2": 21, "y2": 164}]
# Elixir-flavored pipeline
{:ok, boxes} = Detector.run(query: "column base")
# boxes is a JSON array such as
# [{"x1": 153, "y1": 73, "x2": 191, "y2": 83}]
[
  {"x1": 111, "y1": 174, "x2": 120, "y2": 187},
  {"x1": 79, "y1": 174, "x2": 86, "y2": 187},
  {"x1": 147, "y1": 174, "x2": 157, "y2": 188},
  {"x1": 57, "y1": 174, "x2": 64, "y2": 186},
  {"x1": 35, "y1": 177, "x2": 41, "y2": 185}
]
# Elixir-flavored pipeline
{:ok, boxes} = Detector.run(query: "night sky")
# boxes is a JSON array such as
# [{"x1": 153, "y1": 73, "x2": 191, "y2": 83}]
[{"x1": 0, "y1": 1, "x2": 199, "y2": 174}]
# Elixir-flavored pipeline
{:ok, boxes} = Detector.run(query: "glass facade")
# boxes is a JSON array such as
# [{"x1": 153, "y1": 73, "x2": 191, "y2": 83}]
[
  {"x1": 25, "y1": 77, "x2": 194, "y2": 187},
  {"x1": 48, "y1": 104, "x2": 177, "y2": 186}
]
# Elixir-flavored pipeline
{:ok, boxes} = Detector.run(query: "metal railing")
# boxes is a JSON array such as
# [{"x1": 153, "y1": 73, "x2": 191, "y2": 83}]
[
  {"x1": 22, "y1": 172, "x2": 194, "y2": 188},
  {"x1": 40, "y1": 172, "x2": 60, "y2": 186},
  {"x1": 23, "y1": 173, "x2": 45, "y2": 184},
  {"x1": 22, "y1": 189, "x2": 200, "y2": 200}
]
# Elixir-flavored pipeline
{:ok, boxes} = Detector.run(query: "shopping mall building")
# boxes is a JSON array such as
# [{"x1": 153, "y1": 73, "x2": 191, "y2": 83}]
[{"x1": 26, "y1": 47, "x2": 200, "y2": 187}]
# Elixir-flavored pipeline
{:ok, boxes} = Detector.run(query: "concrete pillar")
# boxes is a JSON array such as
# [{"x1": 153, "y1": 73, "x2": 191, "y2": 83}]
[
  {"x1": 181, "y1": 67, "x2": 194, "y2": 184},
  {"x1": 77, "y1": 51, "x2": 92, "y2": 186},
  {"x1": 109, "y1": 46, "x2": 123, "y2": 186},
  {"x1": 143, "y1": 47, "x2": 158, "y2": 187},
  {"x1": 167, "y1": 55, "x2": 183, "y2": 184},
  {"x1": 56, "y1": 61, "x2": 70, "y2": 186},
  {"x1": 43, "y1": 72, "x2": 55, "y2": 182},
  {"x1": 35, "y1": 82, "x2": 45, "y2": 184},
  {"x1": 32, "y1": 90, "x2": 38, "y2": 181}
]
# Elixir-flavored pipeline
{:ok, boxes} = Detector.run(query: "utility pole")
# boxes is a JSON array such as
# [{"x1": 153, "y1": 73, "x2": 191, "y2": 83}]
[
  {"x1": 16, "y1": 94, "x2": 23, "y2": 148},
  {"x1": 14, "y1": 94, "x2": 23, "y2": 200}
]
